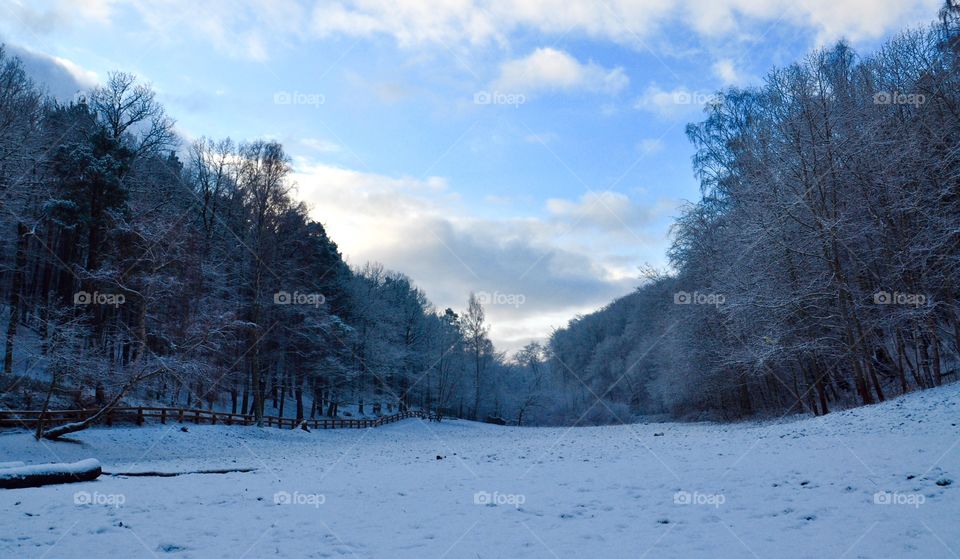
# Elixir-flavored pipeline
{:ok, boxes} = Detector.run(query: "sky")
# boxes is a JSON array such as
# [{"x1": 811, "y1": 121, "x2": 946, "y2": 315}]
[{"x1": 0, "y1": 0, "x2": 944, "y2": 353}]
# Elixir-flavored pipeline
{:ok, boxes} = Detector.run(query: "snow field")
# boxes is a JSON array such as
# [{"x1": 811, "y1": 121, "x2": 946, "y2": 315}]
[{"x1": 0, "y1": 383, "x2": 957, "y2": 558}]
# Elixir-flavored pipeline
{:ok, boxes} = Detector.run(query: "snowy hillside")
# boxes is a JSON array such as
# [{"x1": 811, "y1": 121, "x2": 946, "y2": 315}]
[{"x1": 1, "y1": 384, "x2": 958, "y2": 558}]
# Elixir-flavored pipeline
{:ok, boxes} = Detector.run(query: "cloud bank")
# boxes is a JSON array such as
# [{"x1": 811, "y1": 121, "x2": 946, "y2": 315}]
[{"x1": 291, "y1": 160, "x2": 674, "y2": 352}]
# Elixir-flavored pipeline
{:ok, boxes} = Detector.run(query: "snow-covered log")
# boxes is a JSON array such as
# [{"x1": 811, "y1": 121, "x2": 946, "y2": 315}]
[{"x1": 0, "y1": 458, "x2": 102, "y2": 489}]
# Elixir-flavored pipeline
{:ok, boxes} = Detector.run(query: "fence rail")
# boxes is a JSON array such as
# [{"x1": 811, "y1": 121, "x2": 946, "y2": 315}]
[{"x1": 0, "y1": 406, "x2": 439, "y2": 431}]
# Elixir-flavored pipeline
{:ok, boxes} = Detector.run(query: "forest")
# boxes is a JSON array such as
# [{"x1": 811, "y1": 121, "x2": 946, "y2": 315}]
[
  {"x1": 0, "y1": 53, "x2": 552, "y2": 433},
  {"x1": 549, "y1": 3, "x2": 960, "y2": 421}
]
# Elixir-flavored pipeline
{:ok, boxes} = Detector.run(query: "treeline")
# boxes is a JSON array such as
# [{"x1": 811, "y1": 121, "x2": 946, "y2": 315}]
[
  {"x1": 550, "y1": 4, "x2": 960, "y2": 421},
  {"x1": 0, "y1": 47, "x2": 549, "y2": 429}
]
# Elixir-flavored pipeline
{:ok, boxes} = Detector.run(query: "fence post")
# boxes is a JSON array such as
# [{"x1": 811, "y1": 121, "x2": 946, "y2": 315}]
[
  {"x1": 194, "y1": 409, "x2": 200, "y2": 424},
  {"x1": 137, "y1": 407, "x2": 144, "y2": 426},
  {"x1": 160, "y1": 409, "x2": 166, "y2": 424}
]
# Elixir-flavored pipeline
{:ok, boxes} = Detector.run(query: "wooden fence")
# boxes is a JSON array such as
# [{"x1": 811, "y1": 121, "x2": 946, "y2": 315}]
[{"x1": 0, "y1": 407, "x2": 439, "y2": 431}]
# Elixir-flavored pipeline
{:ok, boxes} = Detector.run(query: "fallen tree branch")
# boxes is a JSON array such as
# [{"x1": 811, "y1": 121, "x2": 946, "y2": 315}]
[{"x1": 40, "y1": 369, "x2": 163, "y2": 440}]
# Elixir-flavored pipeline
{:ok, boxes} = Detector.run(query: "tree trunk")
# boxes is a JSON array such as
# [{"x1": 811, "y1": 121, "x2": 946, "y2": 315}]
[
  {"x1": 294, "y1": 369, "x2": 304, "y2": 423},
  {"x1": 3, "y1": 222, "x2": 28, "y2": 375},
  {"x1": 929, "y1": 318, "x2": 943, "y2": 386},
  {"x1": 35, "y1": 371, "x2": 58, "y2": 440}
]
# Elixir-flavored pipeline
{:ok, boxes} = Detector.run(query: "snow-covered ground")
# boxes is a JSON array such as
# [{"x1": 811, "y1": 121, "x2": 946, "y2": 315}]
[{"x1": 1, "y1": 385, "x2": 957, "y2": 558}]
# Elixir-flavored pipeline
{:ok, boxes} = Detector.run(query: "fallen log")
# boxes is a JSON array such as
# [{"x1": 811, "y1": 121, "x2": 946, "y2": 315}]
[
  {"x1": 0, "y1": 458, "x2": 102, "y2": 489},
  {"x1": 103, "y1": 467, "x2": 257, "y2": 477}
]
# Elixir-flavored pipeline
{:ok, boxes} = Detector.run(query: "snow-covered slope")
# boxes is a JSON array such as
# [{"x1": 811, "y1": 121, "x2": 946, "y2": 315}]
[{"x1": 1, "y1": 384, "x2": 957, "y2": 558}]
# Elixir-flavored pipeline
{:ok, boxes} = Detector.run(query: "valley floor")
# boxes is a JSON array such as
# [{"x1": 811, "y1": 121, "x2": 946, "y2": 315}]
[{"x1": 1, "y1": 384, "x2": 958, "y2": 558}]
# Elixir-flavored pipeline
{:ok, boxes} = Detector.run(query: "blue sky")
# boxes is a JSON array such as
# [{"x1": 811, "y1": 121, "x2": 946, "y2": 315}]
[{"x1": 0, "y1": 0, "x2": 943, "y2": 352}]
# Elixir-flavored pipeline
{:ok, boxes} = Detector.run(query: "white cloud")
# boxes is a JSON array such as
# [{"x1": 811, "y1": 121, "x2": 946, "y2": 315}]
[
  {"x1": 546, "y1": 190, "x2": 672, "y2": 234},
  {"x1": 8, "y1": 44, "x2": 98, "y2": 100},
  {"x1": 492, "y1": 48, "x2": 628, "y2": 96},
  {"x1": 547, "y1": 191, "x2": 631, "y2": 224},
  {"x1": 710, "y1": 58, "x2": 761, "y2": 86},
  {"x1": 712, "y1": 59, "x2": 740, "y2": 85},
  {"x1": 9, "y1": 0, "x2": 938, "y2": 62},
  {"x1": 290, "y1": 161, "x2": 668, "y2": 352},
  {"x1": 6, "y1": 0, "x2": 936, "y2": 65},
  {"x1": 682, "y1": 0, "x2": 942, "y2": 44},
  {"x1": 50, "y1": 56, "x2": 98, "y2": 88},
  {"x1": 306, "y1": 0, "x2": 939, "y2": 49}
]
